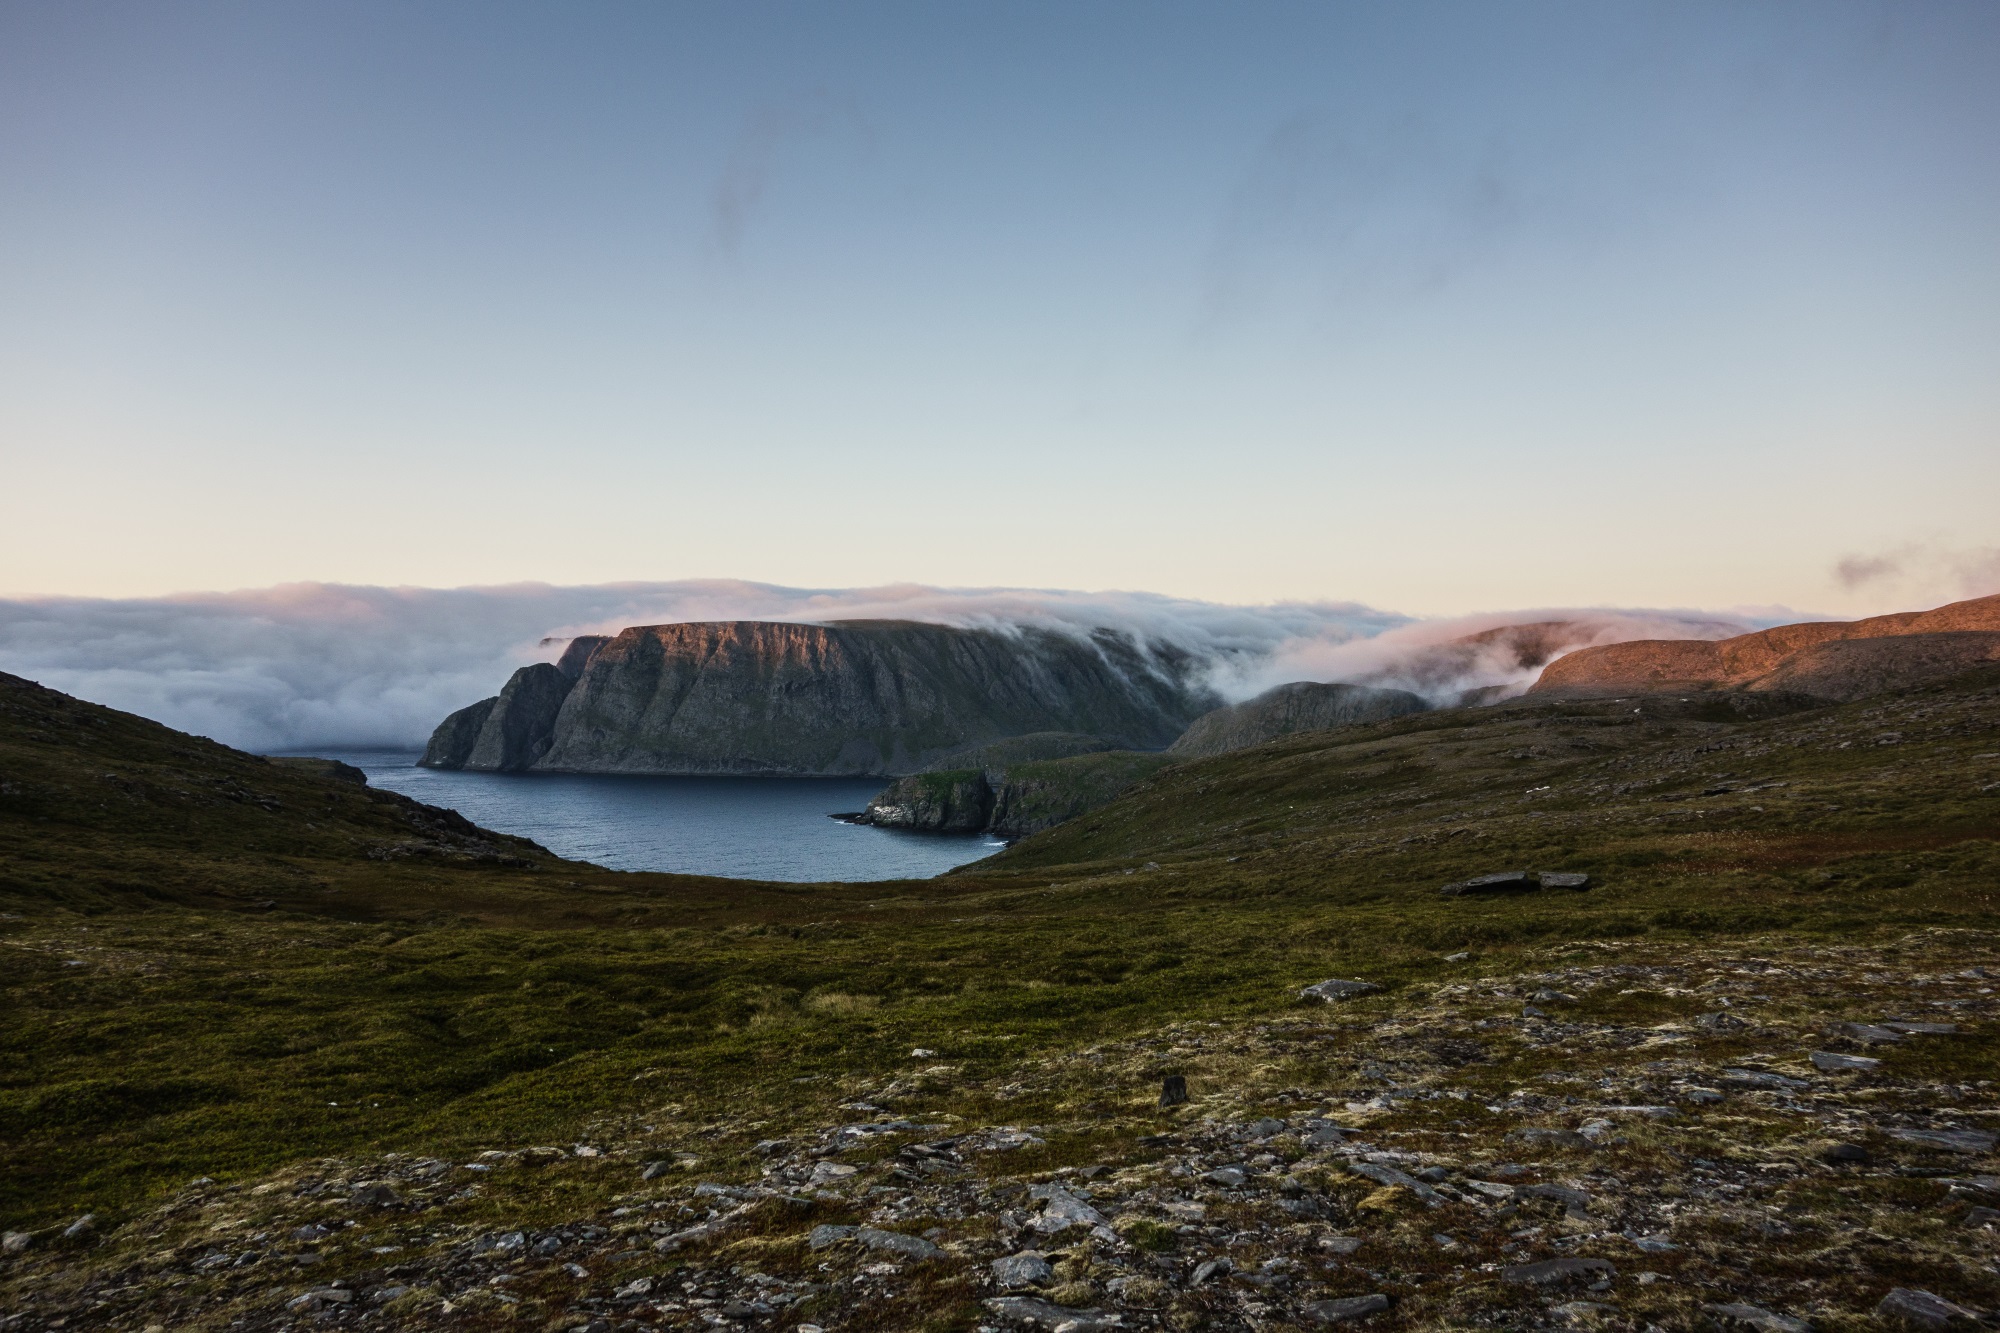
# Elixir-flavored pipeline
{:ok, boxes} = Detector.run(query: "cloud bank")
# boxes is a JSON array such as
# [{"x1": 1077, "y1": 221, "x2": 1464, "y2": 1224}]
[{"x1": 0, "y1": 581, "x2": 1770, "y2": 753}]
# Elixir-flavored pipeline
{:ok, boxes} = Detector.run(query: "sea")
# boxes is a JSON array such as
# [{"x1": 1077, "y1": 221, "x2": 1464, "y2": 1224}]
[{"x1": 292, "y1": 750, "x2": 1004, "y2": 882}]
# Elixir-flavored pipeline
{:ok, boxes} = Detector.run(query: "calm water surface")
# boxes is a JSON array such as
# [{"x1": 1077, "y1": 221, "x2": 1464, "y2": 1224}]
[{"x1": 296, "y1": 750, "x2": 1002, "y2": 882}]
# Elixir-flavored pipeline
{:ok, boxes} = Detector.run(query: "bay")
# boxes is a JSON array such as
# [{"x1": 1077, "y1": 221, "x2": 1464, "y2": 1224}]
[{"x1": 290, "y1": 750, "x2": 1002, "y2": 882}]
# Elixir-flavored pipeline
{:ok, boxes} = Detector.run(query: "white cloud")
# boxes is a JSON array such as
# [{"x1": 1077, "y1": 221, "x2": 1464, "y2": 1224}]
[{"x1": 0, "y1": 580, "x2": 1773, "y2": 752}]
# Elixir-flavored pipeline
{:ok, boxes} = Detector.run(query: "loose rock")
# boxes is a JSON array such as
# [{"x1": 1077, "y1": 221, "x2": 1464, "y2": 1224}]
[
  {"x1": 1440, "y1": 871, "x2": 1536, "y2": 897},
  {"x1": 1874, "y1": 1287, "x2": 1982, "y2": 1329},
  {"x1": 1501, "y1": 1258, "x2": 1616, "y2": 1286},
  {"x1": 855, "y1": 1226, "x2": 942, "y2": 1260},
  {"x1": 992, "y1": 1251, "x2": 1053, "y2": 1287},
  {"x1": 1300, "y1": 978, "x2": 1381, "y2": 1002},
  {"x1": 1890, "y1": 1129, "x2": 1997, "y2": 1154},
  {"x1": 1304, "y1": 1292, "x2": 1391, "y2": 1323},
  {"x1": 1809, "y1": 1050, "x2": 1880, "y2": 1073},
  {"x1": 1706, "y1": 1302, "x2": 1814, "y2": 1332}
]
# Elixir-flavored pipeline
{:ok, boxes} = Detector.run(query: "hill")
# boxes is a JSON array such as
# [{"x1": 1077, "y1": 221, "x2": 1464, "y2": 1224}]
[
  {"x1": 1168, "y1": 681, "x2": 1430, "y2": 759},
  {"x1": 422, "y1": 621, "x2": 1216, "y2": 777},
  {"x1": 1531, "y1": 591, "x2": 2000, "y2": 699},
  {"x1": 5, "y1": 666, "x2": 2000, "y2": 1330}
]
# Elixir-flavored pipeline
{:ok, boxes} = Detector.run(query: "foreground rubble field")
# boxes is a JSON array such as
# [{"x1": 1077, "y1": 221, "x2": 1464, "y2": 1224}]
[{"x1": 9, "y1": 934, "x2": 1998, "y2": 1333}]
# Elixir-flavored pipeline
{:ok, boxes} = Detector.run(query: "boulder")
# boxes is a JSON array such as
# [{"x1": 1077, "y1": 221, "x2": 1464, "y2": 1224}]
[
  {"x1": 854, "y1": 1226, "x2": 942, "y2": 1260},
  {"x1": 1440, "y1": 871, "x2": 1535, "y2": 897},
  {"x1": 1304, "y1": 1293, "x2": 1391, "y2": 1323},
  {"x1": 1300, "y1": 978, "x2": 1381, "y2": 1002},
  {"x1": 1500, "y1": 1257, "x2": 1616, "y2": 1285},
  {"x1": 992, "y1": 1251, "x2": 1053, "y2": 1287},
  {"x1": 1705, "y1": 1305, "x2": 1812, "y2": 1333},
  {"x1": 1875, "y1": 1287, "x2": 1982, "y2": 1329},
  {"x1": 1809, "y1": 1051, "x2": 1879, "y2": 1073},
  {"x1": 1890, "y1": 1128, "x2": 1996, "y2": 1154}
]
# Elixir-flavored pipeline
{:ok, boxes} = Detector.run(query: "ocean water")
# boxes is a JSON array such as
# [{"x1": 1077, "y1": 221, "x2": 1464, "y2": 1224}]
[{"x1": 295, "y1": 750, "x2": 1003, "y2": 882}]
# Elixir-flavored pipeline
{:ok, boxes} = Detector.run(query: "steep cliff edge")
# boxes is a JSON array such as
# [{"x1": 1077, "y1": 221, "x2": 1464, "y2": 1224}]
[
  {"x1": 422, "y1": 621, "x2": 1216, "y2": 776},
  {"x1": 1530, "y1": 593, "x2": 2000, "y2": 700},
  {"x1": 1168, "y1": 681, "x2": 1430, "y2": 760}
]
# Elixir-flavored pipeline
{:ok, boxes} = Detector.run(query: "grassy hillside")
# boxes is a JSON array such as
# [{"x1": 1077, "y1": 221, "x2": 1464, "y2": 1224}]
[{"x1": 3, "y1": 668, "x2": 1999, "y2": 1331}]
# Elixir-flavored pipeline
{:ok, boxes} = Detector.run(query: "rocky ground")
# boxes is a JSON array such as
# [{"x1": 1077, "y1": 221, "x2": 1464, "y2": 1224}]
[{"x1": 8, "y1": 934, "x2": 1998, "y2": 1333}]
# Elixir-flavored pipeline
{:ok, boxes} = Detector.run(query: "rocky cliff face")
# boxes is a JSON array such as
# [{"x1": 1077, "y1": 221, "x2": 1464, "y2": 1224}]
[
  {"x1": 421, "y1": 621, "x2": 1216, "y2": 776},
  {"x1": 1530, "y1": 594, "x2": 2000, "y2": 701},
  {"x1": 1168, "y1": 681, "x2": 1431, "y2": 760},
  {"x1": 858, "y1": 748, "x2": 1174, "y2": 839}
]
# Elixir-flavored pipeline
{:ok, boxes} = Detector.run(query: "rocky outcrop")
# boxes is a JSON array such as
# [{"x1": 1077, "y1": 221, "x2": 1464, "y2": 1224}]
[
  {"x1": 420, "y1": 697, "x2": 494, "y2": 769},
  {"x1": 857, "y1": 749, "x2": 1174, "y2": 839},
  {"x1": 1530, "y1": 594, "x2": 2000, "y2": 701},
  {"x1": 554, "y1": 635, "x2": 610, "y2": 680},
  {"x1": 422, "y1": 621, "x2": 1216, "y2": 775},
  {"x1": 461, "y1": 663, "x2": 573, "y2": 772},
  {"x1": 1168, "y1": 682, "x2": 1430, "y2": 760}
]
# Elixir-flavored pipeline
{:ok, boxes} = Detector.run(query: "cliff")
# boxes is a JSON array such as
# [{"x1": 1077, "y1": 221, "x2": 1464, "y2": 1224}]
[
  {"x1": 1168, "y1": 681, "x2": 1431, "y2": 760},
  {"x1": 422, "y1": 621, "x2": 1217, "y2": 776},
  {"x1": 1530, "y1": 593, "x2": 2000, "y2": 701}
]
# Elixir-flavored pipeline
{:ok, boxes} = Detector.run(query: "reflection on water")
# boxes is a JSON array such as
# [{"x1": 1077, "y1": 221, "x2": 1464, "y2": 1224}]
[{"x1": 288, "y1": 750, "x2": 1002, "y2": 883}]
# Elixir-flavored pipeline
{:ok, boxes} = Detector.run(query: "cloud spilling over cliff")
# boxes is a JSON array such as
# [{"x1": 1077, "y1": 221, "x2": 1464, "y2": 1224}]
[{"x1": 0, "y1": 581, "x2": 1770, "y2": 752}]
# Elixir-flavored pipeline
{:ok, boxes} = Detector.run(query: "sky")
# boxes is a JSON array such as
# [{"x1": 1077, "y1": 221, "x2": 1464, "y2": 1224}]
[{"x1": 2, "y1": 0, "x2": 1998, "y2": 619}]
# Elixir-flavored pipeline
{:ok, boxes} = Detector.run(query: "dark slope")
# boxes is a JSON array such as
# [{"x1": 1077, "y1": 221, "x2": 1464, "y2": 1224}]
[
  {"x1": 0, "y1": 671, "x2": 557, "y2": 911},
  {"x1": 1168, "y1": 680, "x2": 1430, "y2": 759}
]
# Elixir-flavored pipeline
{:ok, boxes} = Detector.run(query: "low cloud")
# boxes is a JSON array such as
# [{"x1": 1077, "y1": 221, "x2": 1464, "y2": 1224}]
[
  {"x1": 1228, "y1": 608, "x2": 1760, "y2": 703},
  {"x1": 0, "y1": 581, "x2": 1774, "y2": 753}
]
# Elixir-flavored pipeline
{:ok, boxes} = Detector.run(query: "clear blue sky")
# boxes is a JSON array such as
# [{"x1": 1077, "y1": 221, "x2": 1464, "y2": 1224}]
[{"x1": 3, "y1": 1, "x2": 1996, "y2": 615}]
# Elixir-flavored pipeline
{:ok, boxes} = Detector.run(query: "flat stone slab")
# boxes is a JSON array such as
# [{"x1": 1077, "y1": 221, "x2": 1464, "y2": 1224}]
[
  {"x1": 1304, "y1": 1293, "x2": 1391, "y2": 1323},
  {"x1": 1706, "y1": 1303, "x2": 1814, "y2": 1332},
  {"x1": 1890, "y1": 1128, "x2": 1997, "y2": 1154},
  {"x1": 1884, "y1": 1021, "x2": 1959, "y2": 1035},
  {"x1": 1348, "y1": 1161, "x2": 1436, "y2": 1202},
  {"x1": 1440, "y1": 871, "x2": 1536, "y2": 897},
  {"x1": 1810, "y1": 1050, "x2": 1881, "y2": 1072},
  {"x1": 1300, "y1": 978, "x2": 1381, "y2": 1002},
  {"x1": 1502, "y1": 1257, "x2": 1616, "y2": 1285},
  {"x1": 985, "y1": 1296, "x2": 1122, "y2": 1330},
  {"x1": 855, "y1": 1226, "x2": 942, "y2": 1259},
  {"x1": 1721, "y1": 1068, "x2": 1810, "y2": 1090},
  {"x1": 1875, "y1": 1287, "x2": 1981, "y2": 1329}
]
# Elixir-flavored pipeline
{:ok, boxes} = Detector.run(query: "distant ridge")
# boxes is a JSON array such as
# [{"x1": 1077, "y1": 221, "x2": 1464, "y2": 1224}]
[
  {"x1": 1529, "y1": 593, "x2": 2000, "y2": 700},
  {"x1": 422, "y1": 620, "x2": 1217, "y2": 777},
  {"x1": 1168, "y1": 682, "x2": 1430, "y2": 759}
]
